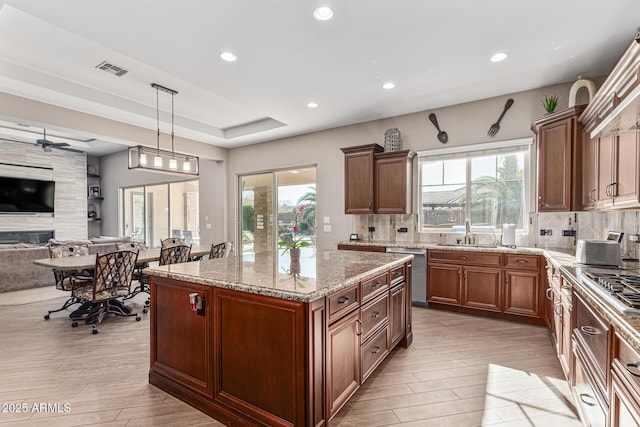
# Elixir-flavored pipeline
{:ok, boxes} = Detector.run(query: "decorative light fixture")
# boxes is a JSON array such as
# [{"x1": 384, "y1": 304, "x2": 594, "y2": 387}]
[
  {"x1": 128, "y1": 83, "x2": 199, "y2": 176},
  {"x1": 313, "y1": 6, "x2": 334, "y2": 21}
]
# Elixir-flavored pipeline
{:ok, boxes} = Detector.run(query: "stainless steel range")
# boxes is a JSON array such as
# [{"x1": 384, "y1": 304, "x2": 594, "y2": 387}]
[{"x1": 581, "y1": 272, "x2": 640, "y2": 317}]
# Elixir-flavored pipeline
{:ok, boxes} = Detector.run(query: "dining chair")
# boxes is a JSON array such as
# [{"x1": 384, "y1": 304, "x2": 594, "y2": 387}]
[
  {"x1": 117, "y1": 242, "x2": 151, "y2": 311},
  {"x1": 209, "y1": 241, "x2": 233, "y2": 259},
  {"x1": 137, "y1": 244, "x2": 192, "y2": 307},
  {"x1": 44, "y1": 243, "x2": 92, "y2": 320},
  {"x1": 161, "y1": 237, "x2": 185, "y2": 248},
  {"x1": 70, "y1": 249, "x2": 141, "y2": 334}
]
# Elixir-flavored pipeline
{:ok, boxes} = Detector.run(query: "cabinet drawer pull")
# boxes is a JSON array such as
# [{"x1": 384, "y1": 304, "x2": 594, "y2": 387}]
[
  {"x1": 371, "y1": 311, "x2": 381, "y2": 318},
  {"x1": 371, "y1": 346, "x2": 381, "y2": 354},
  {"x1": 392, "y1": 270, "x2": 402, "y2": 277},
  {"x1": 626, "y1": 363, "x2": 640, "y2": 378},
  {"x1": 579, "y1": 393, "x2": 596, "y2": 407},
  {"x1": 460, "y1": 256, "x2": 467, "y2": 260},
  {"x1": 337, "y1": 296, "x2": 350, "y2": 304},
  {"x1": 580, "y1": 325, "x2": 600, "y2": 336},
  {"x1": 588, "y1": 189, "x2": 596, "y2": 202},
  {"x1": 516, "y1": 259, "x2": 526, "y2": 264},
  {"x1": 356, "y1": 319, "x2": 362, "y2": 336},
  {"x1": 545, "y1": 288, "x2": 553, "y2": 300},
  {"x1": 554, "y1": 302, "x2": 562, "y2": 315},
  {"x1": 371, "y1": 282, "x2": 381, "y2": 288}
]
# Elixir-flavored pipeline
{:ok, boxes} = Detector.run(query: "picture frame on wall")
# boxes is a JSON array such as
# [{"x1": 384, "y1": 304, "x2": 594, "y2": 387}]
[{"x1": 88, "y1": 185, "x2": 101, "y2": 198}]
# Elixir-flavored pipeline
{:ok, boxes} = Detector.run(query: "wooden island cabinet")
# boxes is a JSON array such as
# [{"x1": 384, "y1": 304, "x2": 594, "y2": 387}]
[{"x1": 146, "y1": 250, "x2": 412, "y2": 426}]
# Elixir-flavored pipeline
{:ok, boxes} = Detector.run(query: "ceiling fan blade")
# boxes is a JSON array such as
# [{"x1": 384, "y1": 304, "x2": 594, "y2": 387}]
[
  {"x1": 57, "y1": 146, "x2": 84, "y2": 154},
  {"x1": 51, "y1": 142, "x2": 71, "y2": 148}
]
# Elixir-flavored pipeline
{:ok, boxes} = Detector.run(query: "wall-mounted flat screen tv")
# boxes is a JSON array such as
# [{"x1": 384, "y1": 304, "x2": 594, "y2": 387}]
[{"x1": 0, "y1": 176, "x2": 55, "y2": 213}]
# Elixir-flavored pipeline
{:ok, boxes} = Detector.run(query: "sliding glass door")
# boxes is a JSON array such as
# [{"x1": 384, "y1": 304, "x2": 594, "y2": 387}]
[
  {"x1": 239, "y1": 167, "x2": 316, "y2": 265},
  {"x1": 122, "y1": 180, "x2": 199, "y2": 248}
]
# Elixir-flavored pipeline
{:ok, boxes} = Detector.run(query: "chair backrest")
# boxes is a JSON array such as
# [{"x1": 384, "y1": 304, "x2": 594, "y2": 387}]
[
  {"x1": 91, "y1": 250, "x2": 138, "y2": 302},
  {"x1": 209, "y1": 242, "x2": 233, "y2": 259},
  {"x1": 159, "y1": 244, "x2": 191, "y2": 266},
  {"x1": 49, "y1": 243, "x2": 89, "y2": 258},
  {"x1": 116, "y1": 241, "x2": 147, "y2": 252},
  {"x1": 161, "y1": 237, "x2": 185, "y2": 248}
]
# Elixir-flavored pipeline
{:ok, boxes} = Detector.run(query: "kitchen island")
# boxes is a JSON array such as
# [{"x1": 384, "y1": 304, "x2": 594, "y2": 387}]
[{"x1": 144, "y1": 250, "x2": 413, "y2": 426}]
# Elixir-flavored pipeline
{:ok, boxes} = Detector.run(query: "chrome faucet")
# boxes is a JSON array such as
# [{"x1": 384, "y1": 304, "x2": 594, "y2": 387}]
[{"x1": 464, "y1": 220, "x2": 475, "y2": 245}]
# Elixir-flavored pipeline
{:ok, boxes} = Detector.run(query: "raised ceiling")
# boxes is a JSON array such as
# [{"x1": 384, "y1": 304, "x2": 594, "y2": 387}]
[{"x1": 0, "y1": 1, "x2": 639, "y2": 155}]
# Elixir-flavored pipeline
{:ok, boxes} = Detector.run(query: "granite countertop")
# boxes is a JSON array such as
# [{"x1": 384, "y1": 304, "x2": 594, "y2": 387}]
[{"x1": 143, "y1": 250, "x2": 412, "y2": 303}]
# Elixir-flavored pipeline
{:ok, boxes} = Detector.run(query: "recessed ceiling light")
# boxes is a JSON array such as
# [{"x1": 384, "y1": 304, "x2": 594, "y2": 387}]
[
  {"x1": 490, "y1": 52, "x2": 508, "y2": 62},
  {"x1": 220, "y1": 51, "x2": 238, "y2": 62},
  {"x1": 307, "y1": 102, "x2": 318, "y2": 108},
  {"x1": 382, "y1": 82, "x2": 396, "y2": 90},
  {"x1": 313, "y1": 6, "x2": 334, "y2": 21}
]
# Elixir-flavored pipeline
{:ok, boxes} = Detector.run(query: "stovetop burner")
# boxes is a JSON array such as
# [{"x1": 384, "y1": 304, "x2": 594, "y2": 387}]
[{"x1": 581, "y1": 272, "x2": 640, "y2": 315}]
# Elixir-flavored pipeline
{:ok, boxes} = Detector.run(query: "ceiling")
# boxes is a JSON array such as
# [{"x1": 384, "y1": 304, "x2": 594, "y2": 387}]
[{"x1": 0, "y1": 1, "x2": 639, "y2": 156}]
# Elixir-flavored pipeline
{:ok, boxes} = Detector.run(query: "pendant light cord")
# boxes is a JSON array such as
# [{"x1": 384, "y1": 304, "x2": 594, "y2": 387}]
[{"x1": 171, "y1": 91, "x2": 175, "y2": 157}]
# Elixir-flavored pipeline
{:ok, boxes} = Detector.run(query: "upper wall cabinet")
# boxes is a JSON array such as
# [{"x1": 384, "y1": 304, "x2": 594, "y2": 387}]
[
  {"x1": 341, "y1": 144, "x2": 414, "y2": 214},
  {"x1": 580, "y1": 40, "x2": 640, "y2": 210},
  {"x1": 532, "y1": 105, "x2": 586, "y2": 212}
]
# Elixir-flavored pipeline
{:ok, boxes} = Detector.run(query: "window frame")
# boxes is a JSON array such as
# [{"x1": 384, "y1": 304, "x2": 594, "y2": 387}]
[{"x1": 417, "y1": 138, "x2": 534, "y2": 233}]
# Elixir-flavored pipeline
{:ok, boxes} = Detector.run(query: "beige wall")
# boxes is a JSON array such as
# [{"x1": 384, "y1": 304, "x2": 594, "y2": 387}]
[{"x1": 226, "y1": 78, "x2": 603, "y2": 250}]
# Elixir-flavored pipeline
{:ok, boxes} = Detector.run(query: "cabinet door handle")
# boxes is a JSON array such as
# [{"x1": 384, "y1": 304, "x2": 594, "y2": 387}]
[
  {"x1": 588, "y1": 189, "x2": 596, "y2": 202},
  {"x1": 579, "y1": 393, "x2": 597, "y2": 407},
  {"x1": 626, "y1": 363, "x2": 640, "y2": 378},
  {"x1": 337, "y1": 296, "x2": 349, "y2": 304},
  {"x1": 369, "y1": 201, "x2": 372, "y2": 209},
  {"x1": 356, "y1": 319, "x2": 363, "y2": 336},
  {"x1": 460, "y1": 256, "x2": 467, "y2": 260},
  {"x1": 580, "y1": 325, "x2": 600, "y2": 336},
  {"x1": 554, "y1": 302, "x2": 562, "y2": 315},
  {"x1": 371, "y1": 346, "x2": 381, "y2": 354},
  {"x1": 545, "y1": 287, "x2": 553, "y2": 300},
  {"x1": 371, "y1": 311, "x2": 381, "y2": 318}
]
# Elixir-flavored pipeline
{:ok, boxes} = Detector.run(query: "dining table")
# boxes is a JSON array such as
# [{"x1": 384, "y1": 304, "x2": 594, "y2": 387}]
[{"x1": 33, "y1": 244, "x2": 212, "y2": 271}]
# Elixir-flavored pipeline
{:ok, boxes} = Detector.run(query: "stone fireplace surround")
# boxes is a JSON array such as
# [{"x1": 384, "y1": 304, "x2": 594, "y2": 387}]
[{"x1": 0, "y1": 230, "x2": 54, "y2": 245}]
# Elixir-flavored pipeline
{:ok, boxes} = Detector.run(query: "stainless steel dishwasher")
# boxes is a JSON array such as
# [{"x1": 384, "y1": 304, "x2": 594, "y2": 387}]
[{"x1": 385, "y1": 247, "x2": 427, "y2": 307}]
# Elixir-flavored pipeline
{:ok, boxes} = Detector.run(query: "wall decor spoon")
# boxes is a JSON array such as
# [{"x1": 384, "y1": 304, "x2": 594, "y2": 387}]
[
  {"x1": 428, "y1": 113, "x2": 448, "y2": 143},
  {"x1": 487, "y1": 98, "x2": 514, "y2": 137}
]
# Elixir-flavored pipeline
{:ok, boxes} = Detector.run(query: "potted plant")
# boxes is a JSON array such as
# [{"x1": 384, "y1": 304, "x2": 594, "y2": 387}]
[{"x1": 541, "y1": 95, "x2": 559, "y2": 115}]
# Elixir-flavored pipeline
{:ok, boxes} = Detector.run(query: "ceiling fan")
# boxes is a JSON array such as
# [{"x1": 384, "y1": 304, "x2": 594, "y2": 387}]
[{"x1": 35, "y1": 129, "x2": 83, "y2": 153}]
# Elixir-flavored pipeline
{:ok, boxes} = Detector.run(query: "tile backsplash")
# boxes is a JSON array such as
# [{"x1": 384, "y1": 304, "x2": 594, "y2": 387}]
[{"x1": 352, "y1": 210, "x2": 640, "y2": 256}]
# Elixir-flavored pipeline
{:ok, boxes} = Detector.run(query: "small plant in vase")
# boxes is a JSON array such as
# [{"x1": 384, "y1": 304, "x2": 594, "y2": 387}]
[
  {"x1": 278, "y1": 205, "x2": 311, "y2": 276},
  {"x1": 541, "y1": 95, "x2": 559, "y2": 115}
]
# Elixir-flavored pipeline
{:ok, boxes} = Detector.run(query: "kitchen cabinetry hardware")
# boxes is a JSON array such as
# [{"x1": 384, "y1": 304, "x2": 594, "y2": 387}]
[
  {"x1": 356, "y1": 319, "x2": 363, "y2": 336},
  {"x1": 546, "y1": 288, "x2": 553, "y2": 300},
  {"x1": 579, "y1": 393, "x2": 597, "y2": 407},
  {"x1": 371, "y1": 311, "x2": 381, "y2": 318},
  {"x1": 338, "y1": 296, "x2": 350, "y2": 304},
  {"x1": 625, "y1": 362, "x2": 640, "y2": 377},
  {"x1": 371, "y1": 282, "x2": 381, "y2": 288},
  {"x1": 561, "y1": 285, "x2": 571, "y2": 291},
  {"x1": 516, "y1": 259, "x2": 526, "y2": 263},
  {"x1": 580, "y1": 325, "x2": 601, "y2": 336},
  {"x1": 588, "y1": 189, "x2": 596, "y2": 201},
  {"x1": 554, "y1": 302, "x2": 563, "y2": 315},
  {"x1": 371, "y1": 346, "x2": 381, "y2": 354}
]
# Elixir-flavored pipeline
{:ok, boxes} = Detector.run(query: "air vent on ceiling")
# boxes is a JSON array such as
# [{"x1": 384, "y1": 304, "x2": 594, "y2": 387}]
[{"x1": 95, "y1": 61, "x2": 129, "y2": 77}]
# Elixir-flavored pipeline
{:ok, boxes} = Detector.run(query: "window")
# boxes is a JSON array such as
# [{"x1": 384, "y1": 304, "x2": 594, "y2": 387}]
[{"x1": 418, "y1": 139, "x2": 532, "y2": 232}]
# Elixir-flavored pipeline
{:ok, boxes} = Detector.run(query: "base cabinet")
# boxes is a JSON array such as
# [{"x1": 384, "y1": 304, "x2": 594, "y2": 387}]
[
  {"x1": 327, "y1": 308, "x2": 361, "y2": 419},
  {"x1": 504, "y1": 269, "x2": 541, "y2": 318},
  {"x1": 427, "y1": 263, "x2": 461, "y2": 305},
  {"x1": 462, "y1": 267, "x2": 501, "y2": 312},
  {"x1": 390, "y1": 282, "x2": 407, "y2": 348}
]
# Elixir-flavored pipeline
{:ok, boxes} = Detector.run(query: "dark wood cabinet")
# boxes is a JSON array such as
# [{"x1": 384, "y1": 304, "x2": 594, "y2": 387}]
[
  {"x1": 595, "y1": 132, "x2": 640, "y2": 209},
  {"x1": 341, "y1": 144, "x2": 382, "y2": 214},
  {"x1": 150, "y1": 277, "x2": 213, "y2": 397},
  {"x1": 390, "y1": 282, "x2": 406, "y2": 348},
  {"x1": 532, "y1": 105, "x2": 585, "y2": 212},
  {"x1": 462, "y1": 266, "x2": 502, "y2": 312},
  {"x1": 327, "y1": 308, "x2": 361, "y2": 419},
  {"x1": 427, "y1": 249, "x2": 544, "y2": 324},
  {"x1": 374, "y1": 150, "x2": 414, "y2": 214},
  {"x1": 427, "y1": 263, "x2": 462, "y2": 306},
  {"x1": 503, "y1": 269, "x2": 541, "y2": 318},
  {"x1": 341, "y1": 144, "x2": 414, "y2": 214},
  {"x1": 611, "y1": 331, "x2": 640, "y2": 427},
  {"x1": 582, "y1": 132, "x2": 598, "y2": 210}
]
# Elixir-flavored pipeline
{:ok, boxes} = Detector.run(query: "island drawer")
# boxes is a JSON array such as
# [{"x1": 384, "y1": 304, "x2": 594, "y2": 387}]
[
  {"x1": 361, "y1": 291, "x2": 389, "y2": 342},
  {"x1": 390, "y1": 265, "x2": 404, "y2": 285},
  {"x1": 328, "y1": 284, "x2": 360, "y2": 323},
  {"x1": 361, "y1": 272, "x2": 389, "y2": 303},
  {"x1": 505, "y1": 254, "x2": 541, "y2": 270},
  {"x1": 361, "y1": 324, "x2": 390, "y2": 383},
  {"x1": 428, "y1": 250, "x2": 502, "y2": 267}
]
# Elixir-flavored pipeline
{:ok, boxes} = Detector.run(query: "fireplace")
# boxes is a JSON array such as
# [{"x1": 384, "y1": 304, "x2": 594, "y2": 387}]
[{"x1": 0, "y1": 230, "x2": 54, "y2": 245}]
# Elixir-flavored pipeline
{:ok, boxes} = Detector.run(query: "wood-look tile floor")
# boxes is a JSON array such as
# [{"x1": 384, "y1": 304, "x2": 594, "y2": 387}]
[{"x1": 0, "y1": 291, "x2": 581, "y2": 426}]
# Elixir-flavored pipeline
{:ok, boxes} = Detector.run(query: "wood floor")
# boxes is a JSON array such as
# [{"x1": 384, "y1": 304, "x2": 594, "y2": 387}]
[{"x1": 0, "y1": 290, "x2": 580, "y2": 426}]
